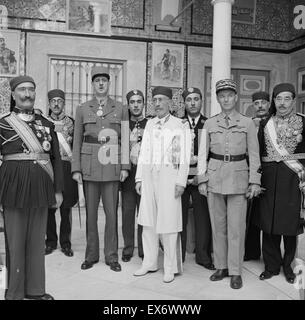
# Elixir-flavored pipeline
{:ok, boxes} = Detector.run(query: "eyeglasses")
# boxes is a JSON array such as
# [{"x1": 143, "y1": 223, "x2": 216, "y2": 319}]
[
  {"x1": 275, "y1": 96, "x2": 293, "y2": 103},
  {"x1": 50, "y1": 98, "x2": 64, "y2": 105}
]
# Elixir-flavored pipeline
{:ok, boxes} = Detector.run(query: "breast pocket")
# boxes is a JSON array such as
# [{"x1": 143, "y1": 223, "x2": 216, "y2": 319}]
[
  {"x1": 230, "y1": 127, "x2": 247, "y2": 151},
  {"x1": 209, "y1": 128, "x2": 225, "y2": 145},
  {"x1": 83, "y1": 116, "x2": 97, "y2": 133},
  {"x1": 109, "y1": 118, "x2": 121, "y2": 136},
  {"x1": 80, "y1": 144, "x2": 92, "y2": 176}
]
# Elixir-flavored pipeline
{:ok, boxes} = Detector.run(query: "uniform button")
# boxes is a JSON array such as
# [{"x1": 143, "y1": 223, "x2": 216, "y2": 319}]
[
  {"x1": 33, "y1": 161, "x2": 37, "y2": 164},
  {"x1": 102, "y1": 126, "x2": 104, "y2": 129}
]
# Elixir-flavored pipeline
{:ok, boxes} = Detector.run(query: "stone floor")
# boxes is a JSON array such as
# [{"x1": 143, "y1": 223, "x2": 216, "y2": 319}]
[{"x1": 0, "y1": 206, "x2": 303, "y2": 300}]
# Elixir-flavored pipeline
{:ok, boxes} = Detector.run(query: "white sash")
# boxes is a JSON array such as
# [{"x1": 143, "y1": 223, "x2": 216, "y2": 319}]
[
  {"x1": 5, "y1": 113, "x2": 54, "y2": 182},
  {"x1": 57, "y1": 132, "x2": 72, "y2": 159},
  {"x1": 266, "y1": 117, "x2": 304, "y2": 176}
]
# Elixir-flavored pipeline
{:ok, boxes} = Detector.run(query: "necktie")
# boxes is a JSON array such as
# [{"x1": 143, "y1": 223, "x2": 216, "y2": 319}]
[
  {"x1": 225, "y1": 115, "x2": 230, "y2": 127},
  {"x1": 191, "y1": 118, "x2": 196, "y2": 128}
]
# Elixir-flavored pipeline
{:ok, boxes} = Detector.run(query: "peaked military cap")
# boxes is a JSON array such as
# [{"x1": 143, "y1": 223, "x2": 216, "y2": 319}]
[
  {"x1": 216, "y1": 79, "x2": 237, "y2": 94},
  {"x1": 91, "y1": 66, "x2": 110, "y2": 81},
  {"x1": 152, "y1": 86, "x2": 172, "y2": 99},
  {"x1": 182, "y1": 87, "x2": 202, "y2": 100},
  {"x1": 126, "y1": 89, "x2": 144, "y2": 103}
]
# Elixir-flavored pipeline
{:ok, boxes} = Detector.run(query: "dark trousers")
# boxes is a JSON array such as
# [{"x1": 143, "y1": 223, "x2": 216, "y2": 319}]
[
  {"x1": 181, "y1": 185, "x2": 212, "y2": 264},
  {"x1": 83, "y1": 180, "x2": 119, "y2": 264},
  {"x1": 244, "y1": 224, "x2": 261, "y2": 259},
  {"x1": 121, "y1": 189, "x2": 143, "y2": 258},
  {"x1": 46, "y1": 207, "x2": 72, "y2": 249},
  {"x1": 3, "y1": 207, "x2": 48, "y2": 300},
  {"x1": 262, "y1": 232, "x2": 297, "y2": 274}
]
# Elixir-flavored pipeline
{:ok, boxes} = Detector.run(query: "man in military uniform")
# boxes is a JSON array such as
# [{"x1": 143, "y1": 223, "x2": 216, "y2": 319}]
[
  {"x1": 0, "y1": 33, "x2": 17, "y2": 75},
  {"x1": 254, "y1": 83, "x2": 305, "y2": 284},
  {"x1": 134, "y1": 86, "x2": 191, "y2": 283},
  {"x1": 121, "y1": 89, "x2": 147, "y2": 262},
  {"x1": 0, "y1": 75, "x2": 64, "y2": 300},
  {"x1": 244, "y1": 91, "x2": 270, "y2": 261},
  {"x1": 45, "y1": 89, "x2": 78, "y2": 257},
  {"x1": 198, "y1": 79, "x2": 261, "y2": 289},
  {"x1": 72, "y1": 66, "x2": 130, "y2": 272},
  {"x1": 181, "y1": 87, "x2": 214, "y2": 270}
]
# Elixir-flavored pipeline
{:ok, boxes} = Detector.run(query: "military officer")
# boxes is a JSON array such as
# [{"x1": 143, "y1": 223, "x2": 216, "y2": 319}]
[
  {"x1": 181, "y1": 87, "x2": 214, "y2": 270},
  {"x1": 72, "y1": 66, "x2": 130, "y2": 272},
  {"x1": 198, "y1": 79, "x2": 261, "y2": 289},
  {"x1": 0, "y1": 75, "x2": 64, "y2": 300},
  {"x1": 45, "y1": 89, "x2": 78, "y2": 257},
  {"x1": 121, "y1": 89, "x2": 147, "y2": 262},
  {"x1": 134, "y1": 86, "x2": 191, "y2": 283},
  {"x1": 244, "y1": 91, "x2": 270, "y2": 262}
]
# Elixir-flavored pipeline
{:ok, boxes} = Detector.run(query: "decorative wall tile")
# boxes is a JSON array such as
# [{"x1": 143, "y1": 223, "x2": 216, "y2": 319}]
[{"x1": 112, "y1": 0, "x2": 144, "y2": 29}]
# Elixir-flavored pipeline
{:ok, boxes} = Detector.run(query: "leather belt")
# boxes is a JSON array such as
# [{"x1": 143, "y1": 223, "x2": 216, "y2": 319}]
[
  {"x1": 209, "y1": 152, "x2": 246, "y2": 162},
  {"x1": 3, "y1": 153, "x2": 50, "y2": 161}
]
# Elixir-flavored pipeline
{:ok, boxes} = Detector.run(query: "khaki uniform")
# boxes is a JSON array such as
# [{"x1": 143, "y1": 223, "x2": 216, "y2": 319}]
[
  {"x1": 198, "y1": 110, "x2": 261, "y2": 275},
  {"x1": 72, "y1": 97, "x2": 129, "y2": 263}
]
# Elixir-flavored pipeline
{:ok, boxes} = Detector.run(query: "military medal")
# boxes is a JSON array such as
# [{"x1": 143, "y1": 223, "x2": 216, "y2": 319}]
[
  {"x1": 42, "y1": 139, "x2": 51, "y2": 151},
  {"x1": 97, "y1": 109, "x2": 103, "y2": 117}
]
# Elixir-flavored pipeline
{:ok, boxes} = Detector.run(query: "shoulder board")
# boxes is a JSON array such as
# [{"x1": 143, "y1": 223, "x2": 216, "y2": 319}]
[
  {"x1": 0, "y1": 112, "x2": 10, "y2": 119},
  {"x1": 297, "y1": 112, "x2": 305, "y2": 118}
]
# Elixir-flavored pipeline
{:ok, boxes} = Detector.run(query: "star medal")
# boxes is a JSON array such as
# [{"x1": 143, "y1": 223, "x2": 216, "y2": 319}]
[
  {"x1": 96, "y1": 109, "x2": 103, "y2": 117},
  {"x1": 42, "y1": 139, "x2": 51, "y2": 151}
]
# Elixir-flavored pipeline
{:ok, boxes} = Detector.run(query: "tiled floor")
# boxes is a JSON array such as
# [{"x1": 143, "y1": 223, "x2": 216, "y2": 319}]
[{"x1": 0, "y1": 206, "x2": 303, "y2": 300}]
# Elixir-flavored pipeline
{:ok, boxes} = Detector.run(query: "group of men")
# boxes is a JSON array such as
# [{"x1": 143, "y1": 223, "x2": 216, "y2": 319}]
[{"x1": 0, "y1": 65, "x2": 304, "y2": 299}]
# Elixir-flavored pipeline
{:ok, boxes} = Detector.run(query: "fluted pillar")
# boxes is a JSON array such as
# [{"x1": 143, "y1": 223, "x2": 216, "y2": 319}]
[{"x1": 210, "y1": 0, "x2": 235, "y2": 115}]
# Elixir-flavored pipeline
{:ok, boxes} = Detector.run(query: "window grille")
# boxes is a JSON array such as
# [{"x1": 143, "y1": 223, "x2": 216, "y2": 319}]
[{"x1": 49, "y1": 57, "x2": 124, "y2": 117}]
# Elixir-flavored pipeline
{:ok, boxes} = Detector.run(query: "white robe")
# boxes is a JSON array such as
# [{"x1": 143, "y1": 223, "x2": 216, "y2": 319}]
[{"x1": 135, "y1": 114, "x2": 191, "y2": 234}]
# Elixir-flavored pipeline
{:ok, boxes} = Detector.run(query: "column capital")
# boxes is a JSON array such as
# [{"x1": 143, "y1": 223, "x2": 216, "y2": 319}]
[{"x1": 211, "y1": 0, "x2": 234, "y2": 6}]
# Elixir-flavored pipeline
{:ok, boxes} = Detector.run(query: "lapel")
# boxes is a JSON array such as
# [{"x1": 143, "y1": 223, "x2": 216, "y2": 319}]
[
  {"x1": 103, "y1": 97, "x2": 116, "y2": 117},
  {"x1": 228, "y1": 110, "x2": 240, "y2": 129},
  {"x1": 217, "y1": 113, "x2": 227, "y2": 129}
]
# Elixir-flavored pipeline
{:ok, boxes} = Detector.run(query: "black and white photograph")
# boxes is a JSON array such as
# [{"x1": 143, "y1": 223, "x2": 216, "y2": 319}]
[{"x1": 0, "y1": 0, "x2": 305, "y2": 311}]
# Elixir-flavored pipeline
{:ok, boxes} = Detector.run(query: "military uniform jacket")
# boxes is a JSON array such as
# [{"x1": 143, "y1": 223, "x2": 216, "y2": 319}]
[
  {"x1": 197, "y1": 110, "x2": 261, "y2": 194},
  {"x1": 72, "y1": 97, "x2": 130, "y2": 181},
  {"x1": 0, "y1": 111, "x2": 64, "y2": 208}
]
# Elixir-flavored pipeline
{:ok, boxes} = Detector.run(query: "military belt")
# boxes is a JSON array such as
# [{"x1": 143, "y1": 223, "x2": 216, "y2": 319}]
[
  {"x1": 3, "y1": 153, "x2": 50, "y2": 161},
  {"x1": 209, "y1": 152, "x2": 246, "y2": 162}
]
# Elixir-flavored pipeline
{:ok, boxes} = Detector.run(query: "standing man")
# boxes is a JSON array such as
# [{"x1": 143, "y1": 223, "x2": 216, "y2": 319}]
[
  {"x1": 0, "y1": 75, "x2": 63, "y2": 300},
  {"x1": 181, "y1": 87, "x2": 214, "y2": 270},
  {"x1": 121, "y1": 89, "x2": 147, "y2": 262},
  {"x1": 72, "y1": 66, "x2": 130, "y2": 272},
  {"x1": 254, "y1": 83, "x2": 305, "y2": 284},
  {"x1": 134, "y1": 86, "x2": 191, "y2": 283},
  {"x1": 45, "y1": 89, "x2": 78, "y2": 257},
  {"x1": 198, "y1": 79, "x2": 261, "y2": 289},
  {"x1": 0, "y1": 32, "x2": 17, "y2": 75},
  {"x1": 244, "y1": 91, "x2": 270, "y2": 261}
]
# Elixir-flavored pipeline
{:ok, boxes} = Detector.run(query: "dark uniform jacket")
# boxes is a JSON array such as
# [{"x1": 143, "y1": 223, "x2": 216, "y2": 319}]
[
  {"x1": 0, "y1": 111, "x2": 64, "y2": 208},
  {"x1": 254, "y1": 113, "x2": 305, "y2": 235},
  {"x1": 72, "y1": 97, "x2": 130, "y2": 181}
]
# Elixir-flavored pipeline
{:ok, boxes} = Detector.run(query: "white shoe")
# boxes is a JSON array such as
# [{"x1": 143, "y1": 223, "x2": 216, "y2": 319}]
[
  {"x1": 134, "y1": 267, "x2": 158, "y2": 276},
  {"x1": 163, "y1": 273, "x2": 174, "y2": 283}
]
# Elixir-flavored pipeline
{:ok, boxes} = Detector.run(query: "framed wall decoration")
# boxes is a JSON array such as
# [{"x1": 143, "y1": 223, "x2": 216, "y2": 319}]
[
  {"x1": 298, "y1": 97, "x2": 305, "y2": 114},
  {"x1": 240, "y1": 74, "x2": 266, "y2": 95},
  {"x1": 297, "y1": 67, "x2": 305, "y2": 96},
  {"x1": 0, "y1": 29, "x2": 20, "y2": 77},
  {"x1": 151, "y1": 42, "x2": 184, "y2": 88},
  {"x1": 66, "y1": 0, "x2": 112, "y2": 36},
  {"x1": 232, "y1": 0, "x2": 256, "y2": 25}
]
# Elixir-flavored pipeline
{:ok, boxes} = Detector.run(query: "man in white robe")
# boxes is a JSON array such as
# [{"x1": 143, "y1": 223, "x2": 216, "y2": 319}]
[{"x1": 134, "y1": 86, "x2": 191, "y2": 283}]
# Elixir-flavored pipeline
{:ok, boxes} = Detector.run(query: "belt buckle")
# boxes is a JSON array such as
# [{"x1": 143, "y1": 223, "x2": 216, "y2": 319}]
[{"x1": 224, "y1": 154, "x2": 230, "y2": 163}]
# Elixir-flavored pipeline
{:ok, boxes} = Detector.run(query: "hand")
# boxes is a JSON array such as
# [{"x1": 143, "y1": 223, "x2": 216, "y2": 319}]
[
  {"x1": 191, "y1": 176, "x2": 198, "y2": 186},
  {"x1": 72, "y1": 172, "x2": 83, "y2": 184},
  {"x1": 175, "y1": 185, "x2": 185, "y2": 198},
  {"x1": 135, "y1": 182, "x2": 142, "y2": 196},
  {"x1": 198, "y1": 183, "x2": 207, "y2": 197},
  {"x1": 246, "y1": 184, "x2": 262, "y2": 199},
  {"x1": 54, "y1": 192, "x2": 63, "y2": 208},
  {"x1": 120, "y1": 170, "x2": 129, "y2": 182}
]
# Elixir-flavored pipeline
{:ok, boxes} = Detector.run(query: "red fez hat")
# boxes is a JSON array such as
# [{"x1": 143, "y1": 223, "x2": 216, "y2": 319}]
[
  {"x1": 126, "y1": 89, "x2": 144, "y2": 103},
  {"x1": 252, "y1": 91, "x2": 270, "y2": 102},
  {"x1": 10, "y1": 75, "x2": 36, "y2": 91},
  {"x1": 152, "y1": 86, "x2": 172, "y2": 99},
  {"x1": 48, "y1": 89, "x2": 65, "y2": 101},
  {"x1": 182, "y1": 87, "x2": 202, "y2": 100}
]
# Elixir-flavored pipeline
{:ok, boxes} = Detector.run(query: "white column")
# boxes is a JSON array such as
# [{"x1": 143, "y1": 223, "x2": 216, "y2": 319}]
[
  {"x1": 91, "y1": 2, "x2": 102, "y2": 33},
  {"x1": 210, "y1": 0, "x2": 235, "y2": 116}
]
